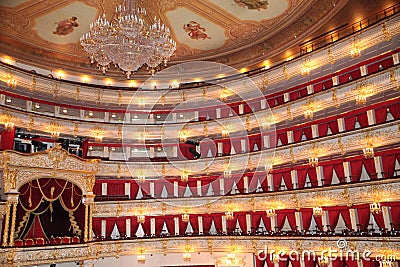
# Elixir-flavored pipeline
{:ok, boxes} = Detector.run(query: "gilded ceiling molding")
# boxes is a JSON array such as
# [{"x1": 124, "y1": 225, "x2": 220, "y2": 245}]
[
  {"x1": 0, "y1": 16, "x2": 398, "y2": 106},
  {"x1": 92, "y1": 178, "x2": 400, "y2": 217}
]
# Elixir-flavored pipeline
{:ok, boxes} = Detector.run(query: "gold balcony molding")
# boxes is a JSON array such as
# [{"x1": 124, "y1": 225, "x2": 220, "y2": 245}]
[
  {"x1": 0, "y1": 236, "x2": 399, "y2": 266},
  {"x1": 0, "y1": 146, "x2": 98, "y2": 195},
  {"x1": 0, "y1": 16, "x2": 399, "y2": 106},
  {"x1": 95, "y1": 121, "x2": 399, "y2": 178},
  {"x1": 90, "y1": 178, "x2": 400, "y2": 217},
  {"x1": 0, "y1": 67, "x2": 398, "y2": 142}
]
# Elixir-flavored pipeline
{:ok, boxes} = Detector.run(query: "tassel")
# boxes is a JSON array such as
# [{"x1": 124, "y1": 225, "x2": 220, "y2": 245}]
[
  {"x1": 70, "y1": 183, "x2": 74, "y2": 207},
  {"x1": 50, "y1": 187, "x2": 55, "y2": 199},
  {"x1": 50, "y1": 202, "x2": 53, "y2": 222},
  {"x1": 28, "y1": 185, "x2": 32, "y2": 207}
]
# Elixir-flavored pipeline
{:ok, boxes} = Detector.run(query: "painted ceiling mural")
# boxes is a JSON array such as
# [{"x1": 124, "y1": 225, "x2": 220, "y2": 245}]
[{"x1": 0, "y1": 0, "x2": 349, "y2": 77}]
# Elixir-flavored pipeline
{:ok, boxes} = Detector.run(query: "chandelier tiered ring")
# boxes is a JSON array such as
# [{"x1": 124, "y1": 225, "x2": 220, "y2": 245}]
[{"x1": 80, "y1": 0, "x2": 176, "y2": 78}]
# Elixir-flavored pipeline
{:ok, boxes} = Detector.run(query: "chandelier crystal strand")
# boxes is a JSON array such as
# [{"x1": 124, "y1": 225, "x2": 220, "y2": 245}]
[{"x1": 80, "y1": 0, "x2": 176, "y2": 78}]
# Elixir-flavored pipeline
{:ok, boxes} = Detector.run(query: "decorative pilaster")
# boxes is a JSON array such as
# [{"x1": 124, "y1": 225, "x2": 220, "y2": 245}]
[
  {"x1": 84, "y1": 203, "x2": 89, "y2": 242},
  {"x1": 2, "y1": 202, "x2": 11, "y2": 247},
  {"x1": 8, "y1": 199, "x2": 18, "y2": 246}
]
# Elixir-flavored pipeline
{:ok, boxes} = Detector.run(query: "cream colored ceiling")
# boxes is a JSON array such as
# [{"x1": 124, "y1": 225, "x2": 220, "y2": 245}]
[{"x1": 0, "y1": 0, "x2": 348, "y2": 77}]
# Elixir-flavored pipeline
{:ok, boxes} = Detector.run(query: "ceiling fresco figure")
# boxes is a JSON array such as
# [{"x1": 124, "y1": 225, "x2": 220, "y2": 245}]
[
  {"x1": 183, "y1": 21, "x2": 211, "y2": 40},
  {"x1": 234, "y1": 0, "x2": 269, "y2": 10},
  {"x1": 53, "y1": 16, "x2": 79, "y2": 36}
]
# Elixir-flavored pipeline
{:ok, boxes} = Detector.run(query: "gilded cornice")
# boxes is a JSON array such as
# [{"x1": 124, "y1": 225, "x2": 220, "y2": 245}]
[
  {"x1": 92, "y1": 178, "x2": 400, "y2": 217},
  {"x1": 0, "y1": 236, "x2": 399, "y2": 266},
  {"x1": 0, "y1": 146, "x2": 99, "y2": 194}
]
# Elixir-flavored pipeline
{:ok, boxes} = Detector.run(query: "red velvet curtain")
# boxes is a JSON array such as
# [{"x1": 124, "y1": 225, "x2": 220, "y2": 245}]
[
  {"x1": 260, "y1": 214, "x2": 272, "y2": 231},
  {"x1": 277, "y1": 132, "x2": 288, "y2": 146},
  {"x1": 222, "y1": 140, "x2": 231, "y2": 155},
  {"x1": 355, "y1": 204, "x2": 370, "y2": 231},
  {"x1": 327, "y1": 209, "x2": 340, "y2": 230},
  {"x1": 189, "y1": 214, "x2": 199, "y2": 234},
  {"x1": 231, "y1": 139, "x2": 242, "y2": 154},
  {"x1": 201, "y1": 178, "x2": 213, "y2": 196},
  {"x1": 130, "y1": 216, "x2": 140, "y2": 237},
  {"x1": 344, "y1": 116, "x2": 356, "y2": 131},
  {"x1": 130, "y1": 181, "x2": 139, "y2": 199},
  {"x1": 388, "y1": 103, "x2": 400, "y2": 119},
  {"x1": 363, "y1": 158, "x2": 377, "y2": 179},
  {"x1": 164, "y1": 216, "x2": 175, "y2": 235},
  {"x1": 350, "y1": 159, "x2": 363, "y2": 182},
  {"x1": 213, "y1": 214, "x2": 223, "y2": 234},
  {"x1": 322, "y1": 164, "x2": 334, "y2": 185},
  {"x1": 301, "y1": 209, "x2": 313, "y2": 231},
  {"x1": 357, "y1": 112, "x2": 369, "y2": 127},
  {"x1": 372, "y1": 212, "x2": 385, "y2": 229},
  {"x1": 0, "y1": 128, "x2": 15, "y2": 150},
  {"x1": 202, "y1": 215, "x2": 213, "y2": 234},
  {"x1": 381, "y1": 154, "x2": 395, "y2": 178},
  {"x1": 389, "y1": 203, "x2": 400, "y2": 230},
  {"x1": 155, "y1": 217, "x2": 165, "y2": 236},
  {"x1": 141, "y1": 216, "x2": 151, "y2": 236},
  {"x1": 236, "y1": 212, "x2": 247, "y2": 232},
  {"x1": 105, "y1": 218, "x2": 116, "y2": 238},
  {"x1": 115, "y1": 217, "x2": 126, "y2": 237},
  {"x1": 107, "y1": 182, "x2": 125, "y2": 195},
  {"x1": 179, "y1": 216, "x2": 189, "y2": 234},
  {"x1": 81, "y1": 139, "x2": 89, "y2": 158},
  {"x1": 154, "y1": 181, "x2": 164, "y2": 198},
  {"x1": 92, "y1": 218, "x2": 102, "y2": 238},
  {"x1": 374, "y1": 107, "x2": 388, "y2": 124},
  {"x1": 252, "y1": 212, "x2": 263, "y2": 232}
]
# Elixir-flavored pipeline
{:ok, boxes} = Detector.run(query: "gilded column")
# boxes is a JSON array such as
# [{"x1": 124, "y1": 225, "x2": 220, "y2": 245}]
[
  {"x1": 84, "y1": 202, "x2": 89, "y2": 242},
  {"x1": 88, "y1": 203, "x2": 93, "y2": 241},
  {"x1": 2, "y1": 202, "x2": 11, "y2": 247},
  {"x1": 8, "y1": 200, "x2": 18, "y2": 246}
]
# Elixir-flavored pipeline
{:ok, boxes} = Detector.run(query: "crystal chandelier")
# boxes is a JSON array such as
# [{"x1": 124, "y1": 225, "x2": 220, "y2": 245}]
[{"x1": 80, "y1": 0, "x2": 176, "y2": 78}]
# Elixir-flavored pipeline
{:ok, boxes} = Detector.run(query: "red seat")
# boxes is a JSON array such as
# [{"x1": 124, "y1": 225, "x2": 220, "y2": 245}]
[
  {"x1": 62, "y1": 236, "x2": 71, "y2": 244},
  {"x1": 35, "y1": 237, "x2": 45, "y2": 246},
  {"x1": 71, "y1": 236, "x2": 80, "y2": 243},
  {"x1": 55, "y1": 237, "x2": 62, "y2": 244},
  {"x1": 24, "y1": 238, "x2": 34, "y2": 246},
  {"x1": 14, "y1": 239, "x2": 23, "y2": 247}
]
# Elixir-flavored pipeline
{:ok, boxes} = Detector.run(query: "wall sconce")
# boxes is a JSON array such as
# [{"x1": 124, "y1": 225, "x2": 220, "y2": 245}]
[
  {"x1": 137, "y1": 215, "x2": 145, "y2": 224},
  {"x1": 179, "y1": 129, "x2": 188, "y2": 142},
  {"x1": 49, "y1": 122, "x2": 61, "y2": 139},
  {"x1": 6, "y1": 74, "x2": 17, "y2": 88},
  {"x1": 382, "y1": 22, "x2": 391, "y2": 41},
  {"x1": 2, "y1": 114, "x2": 14, "y2": 131},
  {"x1": 301, "y1": 57, "x2": 311, "y2": 76},
  {"x1": 350, "y1": 38, "x2": 361, "y2": 58},
  {"x1": 223, "y1": 167, "x2": 232, "y2": 178},
  {"x1": 318, "y1": 256, "x2": 330, "y2": 267},
  {"x1": 183, "y1": 253, "x2": 191, "y2": 262},
  {"x1": 309, "y1": 157, "x2": 319, "y2": 167},
  {"x1": 370, "y1": 202, "x2": 381, "y2": 214},
  {"x1": 93, "y1": 127, "x2": 104, "y2": 142},
  {"x1": 222, "y1": 128, "x2": 229, "y2": 138},
  {"x1": 313, "y1": 207, "x2": 323, "y2": 216},
  {"x1": 181, "y1": 171, "x2": 189, "y2": 182},
  {"x1": 182, "y1": 213, "x2": 190, "y2": 222},
  {"x1": 219, "y1": 89, "x2": 229, "y2": 101},
  {"x1": 304, "y1": 109, "x2": 314, "y2": 119},
  {"x1": 363, "y1": 147, "x2": 374, "y2": 158},
  {"x1": 226, "y1": 253, "x2": 237, "y2": 265},
  {"x1": 225, "y1": 211, "x2": 234, "y2": 220},
  {"x1": 137, "y1": 174, "x2": 146, "y2": 183},
  {"x1": 266, "y1": 209, "x2": 276, "y2": 217},
  {"x1": 137, "y1": 254, "x2": 146, "y2": 264}
]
